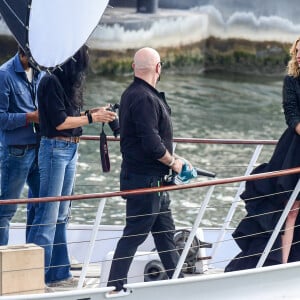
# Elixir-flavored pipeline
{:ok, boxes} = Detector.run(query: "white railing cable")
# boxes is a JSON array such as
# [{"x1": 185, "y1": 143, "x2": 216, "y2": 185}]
[
  {"x1": 256, "y1": 178, "x2": 300, "y2": 267},
  {"x1": 210, "y1": 145, "x2": 263, "y2": 261},
  {"x1": 172, "y1": 185, "x2": 215, "y2": 279}
]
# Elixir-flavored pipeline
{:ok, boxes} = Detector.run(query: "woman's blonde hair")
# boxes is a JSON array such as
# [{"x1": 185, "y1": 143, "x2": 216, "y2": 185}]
[{"x1": 287, "y1": 37, "x2": 300, "y2": 77}]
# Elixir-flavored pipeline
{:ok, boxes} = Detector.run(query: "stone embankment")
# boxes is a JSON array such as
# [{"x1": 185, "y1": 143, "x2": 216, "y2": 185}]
[{"x1": 89, "y1": 38, "x2": 289, "y2": 76}]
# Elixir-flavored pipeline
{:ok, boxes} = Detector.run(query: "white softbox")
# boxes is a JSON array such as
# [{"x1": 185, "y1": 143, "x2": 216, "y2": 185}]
[{"x1": 0, "y1": 0, "x2": 109, "y2": 69}]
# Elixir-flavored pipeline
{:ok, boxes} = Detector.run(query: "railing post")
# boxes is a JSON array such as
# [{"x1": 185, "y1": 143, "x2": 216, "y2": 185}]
[
  {"x1": 256, "y1": 178, "x2": 300, "y2": 267},
  {"x1": 77, "y1": 198, "x2": 106, "y2": 288},
  {"x1": 210, "y1": 145, "x2": 263, "y2": 262},
  {"x1": 172, "y1": 185, "x2": 215, "y2": 279}
]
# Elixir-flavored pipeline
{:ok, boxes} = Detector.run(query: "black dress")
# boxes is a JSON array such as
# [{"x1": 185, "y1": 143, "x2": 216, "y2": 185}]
[{"x1": 225, "y1": 75, "x2": 300, "y2": 271}]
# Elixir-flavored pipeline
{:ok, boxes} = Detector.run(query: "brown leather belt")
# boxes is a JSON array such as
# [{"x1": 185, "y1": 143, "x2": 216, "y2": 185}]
[{"x1": 50, "y1": 136, "x2": 80, "y2": 144}]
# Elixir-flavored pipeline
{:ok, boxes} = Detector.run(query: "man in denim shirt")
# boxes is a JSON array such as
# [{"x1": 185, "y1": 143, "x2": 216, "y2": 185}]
[{"x1": 0, "y1": 47, "x2": 42, "y2": 245}]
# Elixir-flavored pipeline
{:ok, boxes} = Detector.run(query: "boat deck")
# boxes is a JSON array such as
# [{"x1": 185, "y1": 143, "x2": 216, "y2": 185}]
[{"x1": 53, "y1": 264, "x2": 224, "y2": 292}]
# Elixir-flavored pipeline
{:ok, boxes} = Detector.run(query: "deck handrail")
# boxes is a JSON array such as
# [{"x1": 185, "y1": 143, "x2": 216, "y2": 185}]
[
  {"x1": 81, "y1": 135, "x2": 278, "y2": 145},
  {"x1": 1, "y1": 166, "x2": 300, "y2": 205}
]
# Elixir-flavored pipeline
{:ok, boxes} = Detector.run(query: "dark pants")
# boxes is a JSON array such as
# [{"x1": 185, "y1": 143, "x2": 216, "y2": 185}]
[{"x1": 107, "y1": 170, "x2": 180, "y2": 291}]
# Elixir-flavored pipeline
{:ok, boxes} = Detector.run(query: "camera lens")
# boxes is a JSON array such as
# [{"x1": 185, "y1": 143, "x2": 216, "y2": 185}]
[
  {"x1": 109, "y1": 118, "x2": 120, "y2": 137},
  {"x1": 107, "y1": 103, "x2": 120, "y2": 137}
]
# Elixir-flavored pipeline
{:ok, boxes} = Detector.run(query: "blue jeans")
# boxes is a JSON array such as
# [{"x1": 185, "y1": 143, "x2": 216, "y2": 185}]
[
  {"x1": 26, "y1": 137, "x2": 78, "y2": 283},
  {"x1": 0, "y1": 145, "x2": 40, "y2": 245}
]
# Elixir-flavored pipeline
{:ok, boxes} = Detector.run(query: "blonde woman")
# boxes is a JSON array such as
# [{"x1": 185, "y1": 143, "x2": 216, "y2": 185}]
[
  {"x1": 225, "y1": 37, "x2": 300, "y2": 272},
  {"x1": 280, "y1": 36, "x2": 300, "y2": 263}
]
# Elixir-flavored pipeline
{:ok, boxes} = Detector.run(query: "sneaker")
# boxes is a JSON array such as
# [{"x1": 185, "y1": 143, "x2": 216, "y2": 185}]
[
  {"x1": 107, "y1": 289, "x2": 129, "y2": 298},
  {"x1": 47, "y1": 277, "x2": 84, "y2": 289},
  {"x1": 44, "y1": 285, "x2": 55, "y2": 293}
]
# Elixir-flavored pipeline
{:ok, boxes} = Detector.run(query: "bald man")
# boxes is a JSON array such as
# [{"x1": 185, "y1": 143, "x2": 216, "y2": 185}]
[{"x1": 107, "y1": 47, "x2": 188, "y2": 293}]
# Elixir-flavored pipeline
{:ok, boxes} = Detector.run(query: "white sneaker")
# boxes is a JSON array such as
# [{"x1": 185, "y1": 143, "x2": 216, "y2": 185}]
[
  {"x1": 44, "y1": 285, "x2": 54, "y2": 293},
  {"x1": 47, "y1": 277, "x2": 86, "y2": 289},
  {"x1": 106, "y1": 290, "x2": 129, "y2": 298}
]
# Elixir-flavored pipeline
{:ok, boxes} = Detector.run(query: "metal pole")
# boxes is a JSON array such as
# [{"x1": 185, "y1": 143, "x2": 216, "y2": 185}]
[
  {"x1": 210, "y1": 145, "x2": 263, "y2": 261},
  {"x1": 77, "y1": 198, "x2": 106, "y2": 288},
  {"x1": 172, "y1": 185, "x2": 215, "y2": 279},
  {"x1": 256, "y1": 178, "x2": 300, "y2": 268}
]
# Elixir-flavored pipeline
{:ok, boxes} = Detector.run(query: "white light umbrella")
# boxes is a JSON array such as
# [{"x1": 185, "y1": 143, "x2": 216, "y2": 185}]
[{"x1": 0, "y1": 0, "x2": 109, "y2": 70}]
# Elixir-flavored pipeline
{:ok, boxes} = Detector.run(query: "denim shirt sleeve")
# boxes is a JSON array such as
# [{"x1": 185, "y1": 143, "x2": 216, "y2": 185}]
[{"x1": 0, "y1": 71, "x2": 27, "y2": 131}]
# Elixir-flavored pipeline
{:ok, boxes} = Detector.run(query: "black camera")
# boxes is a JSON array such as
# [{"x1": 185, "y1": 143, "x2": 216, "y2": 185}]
[{"x1": 107, "y1": 103, "x2": 120, "y2": 137}]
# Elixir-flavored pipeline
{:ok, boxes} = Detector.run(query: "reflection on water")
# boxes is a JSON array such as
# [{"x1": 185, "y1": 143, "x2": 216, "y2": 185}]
[{"x1": 15, "y1": 72, "x2": 286, "y2": 228}]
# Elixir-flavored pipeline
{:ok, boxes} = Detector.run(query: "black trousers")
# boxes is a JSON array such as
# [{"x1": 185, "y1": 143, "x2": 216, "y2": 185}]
[{"x1": 107, "y1": 170, "x2": 180, "y2": 291}]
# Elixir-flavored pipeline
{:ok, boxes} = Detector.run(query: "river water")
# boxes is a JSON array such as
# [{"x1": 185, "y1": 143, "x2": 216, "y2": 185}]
[{"x1": 15, "y1": 72, "x2": 286, "y2": 228}]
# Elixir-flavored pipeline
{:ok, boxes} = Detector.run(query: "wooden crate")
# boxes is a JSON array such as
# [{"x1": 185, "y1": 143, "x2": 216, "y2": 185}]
[{"x1": 0, "y1": 244, "x2": 44, "y2": 295}]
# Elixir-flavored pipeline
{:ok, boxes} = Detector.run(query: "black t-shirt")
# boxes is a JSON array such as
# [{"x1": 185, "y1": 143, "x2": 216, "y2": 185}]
[{"x1": 37, "y1": 74, "x2": 82, "y2": 137}]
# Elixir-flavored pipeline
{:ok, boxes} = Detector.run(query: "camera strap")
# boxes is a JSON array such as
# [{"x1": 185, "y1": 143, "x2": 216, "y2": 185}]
[{"x1": 100, "y1": 124, "x2": 110, "y2": 172}]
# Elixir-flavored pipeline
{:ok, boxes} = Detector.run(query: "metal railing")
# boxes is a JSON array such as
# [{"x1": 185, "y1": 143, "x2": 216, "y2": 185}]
[{"x1": 3, "y1": 136, "x2": 300, "y2": 293}]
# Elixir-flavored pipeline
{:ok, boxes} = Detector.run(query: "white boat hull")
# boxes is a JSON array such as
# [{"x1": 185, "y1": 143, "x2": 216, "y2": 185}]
[
  {"x1": 1, "y1": 261, "x2": 299, "y2": 300},
  {"x1": 2, "y1": 224, "x2": 299, "y2": 300}
]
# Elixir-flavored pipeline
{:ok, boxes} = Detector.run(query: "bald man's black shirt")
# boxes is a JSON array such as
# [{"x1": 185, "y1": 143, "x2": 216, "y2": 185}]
[{"x1": 119, "y1": 76, "x2": 173, "y2": 176}]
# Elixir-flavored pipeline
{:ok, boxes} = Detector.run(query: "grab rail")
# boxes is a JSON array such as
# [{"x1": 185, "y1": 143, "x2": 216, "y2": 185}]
[
  {"x1": 81, "y1": 135, "x2": 278, "y2": 145},
  {"x1": 0, "y1": 167, "x2": 299, "y2": 205}
]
